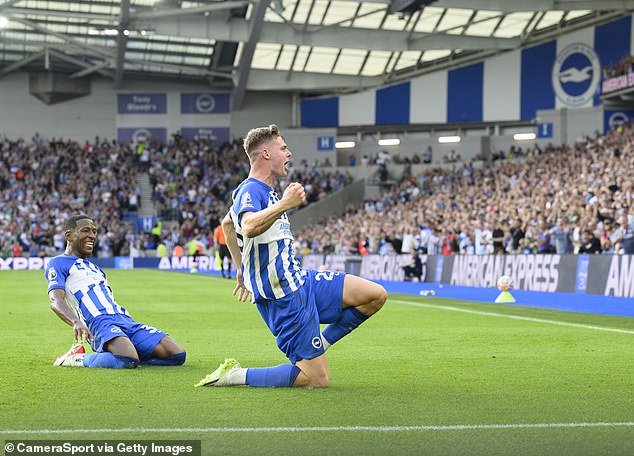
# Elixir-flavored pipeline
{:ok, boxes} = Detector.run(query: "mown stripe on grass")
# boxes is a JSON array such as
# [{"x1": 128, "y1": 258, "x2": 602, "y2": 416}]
[
  {"x1": 391, "y1": 299, "x2": 634, "y2": 335},
  {"x1": 2, "y1": 422, "x2": 634, "y2": 434}
]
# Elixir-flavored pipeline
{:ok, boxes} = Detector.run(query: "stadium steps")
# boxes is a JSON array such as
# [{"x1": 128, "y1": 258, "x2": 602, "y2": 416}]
[{"x1": 137, "y1": 172, "x2": 156, "y2": 217}]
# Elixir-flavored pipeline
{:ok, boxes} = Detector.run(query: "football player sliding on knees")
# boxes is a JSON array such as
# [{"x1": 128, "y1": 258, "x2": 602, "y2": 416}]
[
  {"x1": 47, "y1": 215, "x2": 186, "y2": 369},
  {"x1": 195, "y1": 124, "x2": 387, "y2": 389}
]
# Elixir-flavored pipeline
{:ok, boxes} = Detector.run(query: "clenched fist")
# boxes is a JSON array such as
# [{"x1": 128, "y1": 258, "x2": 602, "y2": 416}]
[{"x1": 282, "y1": 182, "x2": 307, "y2": 209}]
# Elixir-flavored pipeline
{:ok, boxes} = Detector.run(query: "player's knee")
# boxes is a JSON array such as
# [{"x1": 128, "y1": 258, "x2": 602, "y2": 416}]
[
  {"x1": 376, "y1": 285, "x2": 388, "y2": 308},
  {"x1": 307, "y1": 370, "x2": 330, "y2": 388},
  {"x1": 369, "y1": 285, "x2": 388, "y2": 314}
]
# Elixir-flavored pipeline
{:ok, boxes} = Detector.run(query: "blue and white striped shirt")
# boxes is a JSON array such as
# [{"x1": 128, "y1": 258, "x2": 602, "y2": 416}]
[
  {"x1": 45, "y1": 254, "x2": 129, "y2": 324},
  {"x1": 230, "y1": 177, "x2": 305, "y2": 301}
]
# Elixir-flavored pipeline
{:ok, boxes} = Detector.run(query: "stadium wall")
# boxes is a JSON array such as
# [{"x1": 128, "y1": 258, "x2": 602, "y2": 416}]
[
  {"x1": 282, "y1": 127, "x2": 337, "y2": 166},
  {"x1": 334, "y1": 130, "x2": 549, "y2": 166},
  {"x1": 0, "y1": 73, "x2": 293, "y2": 142},
  {"x1": 300, "y1": 14, "x2": 634, "y2": 128}
]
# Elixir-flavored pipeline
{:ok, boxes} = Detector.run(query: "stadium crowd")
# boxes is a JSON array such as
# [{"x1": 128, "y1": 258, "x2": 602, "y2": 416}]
[
  {"x1": 0, "y1": 133, "x2": 352, "y2": 258},
  {"x1": 295, "y1": 123, "x2": 634, "y2": 256},
  {"x1": 0, "y1": 134, "x2": 141, "y2": 258},
  {"x1": 602, "y1": 53, "x2": 634, "y2": 79},
  {"x1": 2, "y1": 123, "x2": 633, "y2": 259}
]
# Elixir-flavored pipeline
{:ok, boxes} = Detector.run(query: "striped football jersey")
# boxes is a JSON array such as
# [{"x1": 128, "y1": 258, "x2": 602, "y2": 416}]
[
  {"x1": 230, "y1": 177, "x2": 305, "y2": 301},
  {"x1": 45, "y1": 254, "x2": 129, "y2": 324}
]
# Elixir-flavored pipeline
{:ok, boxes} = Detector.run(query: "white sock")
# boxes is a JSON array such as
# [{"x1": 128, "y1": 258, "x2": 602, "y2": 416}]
[
  {"x1": 74, "y1": 354, "x2": 86, "y2": 366},
  {"x1": 228, "y1": 367, "x2": 248, "y2": 385}
]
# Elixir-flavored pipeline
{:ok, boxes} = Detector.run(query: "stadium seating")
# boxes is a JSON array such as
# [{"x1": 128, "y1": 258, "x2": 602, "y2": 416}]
[{"x1": 0, "y1": 134, "x2": 353, "y2": 258}]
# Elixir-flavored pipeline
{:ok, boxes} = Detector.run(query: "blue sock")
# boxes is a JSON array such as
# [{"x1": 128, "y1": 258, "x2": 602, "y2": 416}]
[
  {"x1": 141, "y1": 352, "x2": 186, "y2": 366},
  {"x1": 322, "y1": 307, "x2": 370, "y2": 346},
  {"x1": 83, "y1": 353, "x2": 139, "y2": 369},
  {"x1": 245, "y1": 364, "x2": 301, "y2": 388}
]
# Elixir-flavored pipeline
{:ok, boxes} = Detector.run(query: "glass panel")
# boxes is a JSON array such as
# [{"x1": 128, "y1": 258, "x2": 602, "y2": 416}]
[
  {"x1": 436, "y1": 8, "x2": 472, "y2": 32},
  {"x1": 304, "y1": 45, "x2": 338, "y2": 73},
  {"x1": 383, "y1": 13, "x2": 408, "y2": 31},
  {"x1": 252, "y1": 42, "x2": 282, "y2": 69},
  {"x1": 183, "y1": 56, "x2": 207, "y2": 66},
  {"x1": 394, "y1": 50, "x2": 421, "y2": 71},
  {"x1": 562, "y1": 10, "x2": 592, "y2": 21},
  {"x1": 332, "y1": 48, "x2": 365, "y2": 75},
  {"x1": 233, "y1": 41, "x2": 244, "y2": 66},
  {"x1": 292, "y1": 44, "x2": 311, "y2": 71},
  {"x1": 307, "y1": 0, "x2": 330, "y2": 25},
  {"x1": 323, "y1": 1, "x2": 359, "y2": 26},
  {"x1": 413, "y1": 6, "x2": 445, "y2": 32},
  {"x1": 351, "y1": 3, "x2": 384, "y2": 29},
  {"x1": 361, "y1": 49, "x2": 390, "y2": 76},
  {"x1": 420, "y1": 49, "x2": 451, "y2": 62},
  {"x1": 494, "y1": 12, "x2": 533, "y2": 38},
  {"x1": 465, "y1": 11, "x2": 501, "y2": 36},
  {"x1": 276, "y1": 44, "x2": 297, "y2": 70}
]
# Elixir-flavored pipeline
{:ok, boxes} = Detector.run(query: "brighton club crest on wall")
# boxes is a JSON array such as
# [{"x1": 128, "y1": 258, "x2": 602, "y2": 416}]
[{"x1": 551, "y1": 42, "x2": 601, "y2": 107}]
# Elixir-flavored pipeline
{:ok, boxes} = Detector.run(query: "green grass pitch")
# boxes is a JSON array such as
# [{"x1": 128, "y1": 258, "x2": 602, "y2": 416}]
[{"x1": 1, "y1": 269, "x2": 633, "y2": 455}]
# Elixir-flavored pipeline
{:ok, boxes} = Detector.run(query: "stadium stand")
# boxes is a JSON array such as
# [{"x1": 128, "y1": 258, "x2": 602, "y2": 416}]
[
  {"x1": 295, "y1": 124, "x2": 634, "y2": 257},
  {"x1": 0, "y1": 134, "x2": 354, "y2": 259}
]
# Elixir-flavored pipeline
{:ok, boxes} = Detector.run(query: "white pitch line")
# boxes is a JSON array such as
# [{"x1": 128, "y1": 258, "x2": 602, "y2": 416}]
[
  {"x1": 390, "y1": 299, "x2": 634, "y2": 335},
  {"x1": 2, "y1": 422, "x2": 634, "y2": 434}
]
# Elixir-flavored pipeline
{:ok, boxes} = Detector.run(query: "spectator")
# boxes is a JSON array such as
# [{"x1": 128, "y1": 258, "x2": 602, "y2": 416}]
[
  {"x1": 550, "y1": 218, "x2": 573, "y2": 254},
  {"x1": 422, "y1": 146, "x2": 432, "y2": 164},
  {"x1": 618, "y1": 214, "x2": 634, "y2": 254},
  {"x1": 402, "y1": 252, "x2": 423, "y2": 282},
  {"x1": 578, "y1": 229, "x2": 602, "y2": 254}
]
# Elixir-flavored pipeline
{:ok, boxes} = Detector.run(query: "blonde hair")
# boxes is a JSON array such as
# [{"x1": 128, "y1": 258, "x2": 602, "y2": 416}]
[{"x1": 243, "y1": 124, "x2": 280, "y2": 159}]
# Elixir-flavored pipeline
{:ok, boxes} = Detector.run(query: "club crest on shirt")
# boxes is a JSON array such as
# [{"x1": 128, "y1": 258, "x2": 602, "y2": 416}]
[
  {"x1": 47, "y1": 268, "x2": 58, "y2": 282},
  {"x1": 241, "y1": 191, "x2": 254, "y2": 209}
]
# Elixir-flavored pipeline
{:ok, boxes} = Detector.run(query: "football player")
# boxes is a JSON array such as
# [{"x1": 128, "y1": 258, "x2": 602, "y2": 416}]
[
  {"x1": 196, "y1": 125, "x2": 387, "y2": 388},
  {"x1": 46, "y1": 215, "x2": 186, "y2": 369}
]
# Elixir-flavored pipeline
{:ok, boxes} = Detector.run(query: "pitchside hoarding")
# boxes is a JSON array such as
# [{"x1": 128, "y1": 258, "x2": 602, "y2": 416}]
[
  {"x1": 585, "y1": 255, "x2": 634, "y2": 297},
  {"x1": 4, "y1": 254, "x2": 633, "y2": 298},
  {"x1": 300, "y1": 254, "x2": 634, "y2": 298}
]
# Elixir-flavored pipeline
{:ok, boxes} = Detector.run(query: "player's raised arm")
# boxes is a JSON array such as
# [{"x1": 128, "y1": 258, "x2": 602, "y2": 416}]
[
  {"x1": 49, "y1": 288, "x2": 93, "y2": 343},
  {"x1": 240, "y1": 182, "x2": 306, "y2": 238}
]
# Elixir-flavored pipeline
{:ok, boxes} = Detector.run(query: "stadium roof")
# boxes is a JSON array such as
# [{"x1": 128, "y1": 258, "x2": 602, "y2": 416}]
[{"x1": 0, "y1": 0, "x2": 632, "y2": 107}]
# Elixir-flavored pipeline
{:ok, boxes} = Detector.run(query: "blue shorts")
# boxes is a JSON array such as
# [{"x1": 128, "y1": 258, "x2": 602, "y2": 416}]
[
  {"x1": 255, "y1": 269, "x2": 345, "y2": 364},
  {"x1": 87, "y1": 313, "x2": 166, "y2": 362}
]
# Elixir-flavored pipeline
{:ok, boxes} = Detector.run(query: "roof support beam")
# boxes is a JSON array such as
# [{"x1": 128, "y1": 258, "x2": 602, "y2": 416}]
[
  {"x1": 71, "y1": 61, "x2": 110, "y2": 78},
  {"x1": 147, "y1": 16, "x2": 519, "y2": 51},
  {"x1": 122, "y1": 57, "x2": 233, "y2": 78},
  {"x1": 131, "y1": 1, "x2": 250, "y2": 20},
  {"x1": 232, "y1": 0, "x2": 270, "y2": 110},
  {"x1": 11, "y1": 17, "x2": 113, "y2": 60},
  {"x1": 114, "y1": 0, "x2": 130, "y2": 88},
  {"x1": 438, "y1": 0, "x2": 634, "y2": 11},
  {"x1": 5, "y1": 7, "x2": 117, "y2": 22},
  {"x1": 0, "y1": 50, "x2": 44, "y2": 77},
  {"x1": 48, "y1": 48, "x2": 115, "y2": 78},
  {"x1": 248, "y1": 68, "x2": 381, "y2": 91},
  {"x1": 365, "y1": 0, "x2": 634, "y2": 12},
  {"x1": 0, "y1": 0, "x2": 23, "y2": 11},
  {"x1": 408, "y1": 33, "x2": 519, "y2": 50}
]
